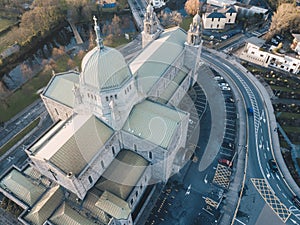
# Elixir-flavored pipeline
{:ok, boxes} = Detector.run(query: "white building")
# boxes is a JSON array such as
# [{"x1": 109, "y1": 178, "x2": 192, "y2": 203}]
[
  {"x1": 0, "y1": 6, "x2": 203, "y2": 225},
  {"x1": 240, "y1": 37, "x2": 300, "y2": 74},
  {"x1": 202, "y1": 6, "x2": 237, "y2": 29},
  {"x1": 291, "y1": 33, "x2": 300, "y2": 56}
]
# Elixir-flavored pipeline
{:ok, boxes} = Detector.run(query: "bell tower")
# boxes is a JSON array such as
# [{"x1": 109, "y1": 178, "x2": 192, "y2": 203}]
[
  {"x1": 142, "y1": 3, "x2": 161, "y2": 48},
  {"x1": 184, "y1": 12, "x2": 203, "y2": 84}
]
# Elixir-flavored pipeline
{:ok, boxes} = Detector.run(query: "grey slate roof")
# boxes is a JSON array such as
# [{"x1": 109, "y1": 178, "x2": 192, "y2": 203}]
[{"x1": 207, "y1": 11, "x2": 227, "y2": 18}]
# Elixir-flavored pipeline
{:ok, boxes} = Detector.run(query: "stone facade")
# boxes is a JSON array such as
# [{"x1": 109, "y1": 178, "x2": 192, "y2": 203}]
[
  {"x1": 142, "y1": 4, "x2": 161, "y2": 48},
  {"x1": 41, "y1": 95, "x2": 73, "y2": 121},
  {"x1": 240, "y1": 38, "x2": 300, "y2": 74}
]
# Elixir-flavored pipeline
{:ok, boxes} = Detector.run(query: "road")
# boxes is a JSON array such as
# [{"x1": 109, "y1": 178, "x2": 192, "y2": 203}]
[
  {"x1": 0, "y1": 100, "x2": 46, "y2": 148},
  {"x1": 202, "y1": 49, "x2": 300, "y2": 225}
]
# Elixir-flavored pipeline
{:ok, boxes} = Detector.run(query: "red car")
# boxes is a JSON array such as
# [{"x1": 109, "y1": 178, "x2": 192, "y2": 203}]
[{"x1": 218, "y1": 158, "x2": 232, "y2": 167}]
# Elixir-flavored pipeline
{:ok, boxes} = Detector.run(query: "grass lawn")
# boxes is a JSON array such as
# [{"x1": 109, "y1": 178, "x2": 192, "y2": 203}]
[
  {"x1": 180, "y1": 17, "x2": 192, "y2": 31},
  {"x1": 104, "y1": 35, "x2": 131, "y2": 48},
  {"x1": 0, "y1": 70, "x2": 52, "y2": 122},
  {"x1": 282, "y1": 126, "x2": 300, "y2": 133},
  {"x1": 0, "y1": 117, "x2": 40, "y2": 156},
  {"x1": 0, "y1": 18, "x2": 16, "y2": 32},
  {"x1": 270, "y1": 85, "x2": 300, "y2": 93},
  {"x1": 278, "y1": 112, "x2": 300, "y2": 119}
]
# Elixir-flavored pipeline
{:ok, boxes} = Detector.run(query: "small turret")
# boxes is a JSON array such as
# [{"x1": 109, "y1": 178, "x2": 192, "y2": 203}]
[
  {"x1": 187, "y1": 12, "x2": 202, "y2": 46},
  {"x1": 142, "y1": 3, "x2": 161, "y2": 48}
]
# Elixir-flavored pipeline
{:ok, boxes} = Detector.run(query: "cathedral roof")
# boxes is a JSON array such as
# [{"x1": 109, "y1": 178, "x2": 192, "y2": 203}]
[
  {"x1": 95, "y1": 149, "x2": 149, "y2": 200},
  {"x1": 49, "y1": 202, "x2": 96, "y2": 225},
  {"x1": 123, "y1": 100, "x2": 187, "y2": 149},
  {"x1": 0, "y1": 169, "x2": 46, "y2": 206},
  {"x1": 31, "y1": 114, "x2": 114, "y2": 176},
  {"x1": 42, "y1": 71, "x2": 79, "y2": 108},
  {"x1": 81, "y1": 46, "x2": 132, "y2": 91},
  {"x1": 24, "y1": 185, "x2": 63, "y2": 225},
  {"x1": 130, "y1": 27, "x2": 186, "y2": 93}
]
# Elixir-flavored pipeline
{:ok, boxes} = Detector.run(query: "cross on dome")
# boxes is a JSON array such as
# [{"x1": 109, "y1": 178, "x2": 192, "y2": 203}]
[{"x1": 93, "y1": 15, "x2": 104, "y2": 49}]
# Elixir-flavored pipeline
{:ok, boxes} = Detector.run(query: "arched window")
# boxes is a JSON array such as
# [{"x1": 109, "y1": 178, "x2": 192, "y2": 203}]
[{"x1": 88, "y1": 176, "x2": 93, "y2": 184}]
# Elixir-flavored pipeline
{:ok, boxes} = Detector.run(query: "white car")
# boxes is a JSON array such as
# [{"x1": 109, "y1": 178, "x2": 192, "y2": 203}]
[
  {"x1": 219, "y1": 82, "x2": 229, "y2": 87},
  {"x1": 214, "y1": 76, "x2": 223, "y2": 81},
  {"x1": 221, "y1": 86, "x2": 231, "y2": 91}
]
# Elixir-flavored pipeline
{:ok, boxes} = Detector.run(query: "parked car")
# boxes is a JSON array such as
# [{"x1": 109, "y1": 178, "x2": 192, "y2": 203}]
[
  {"x1": 214, "y1": 76, "x2": 223, "y2": 81},
  {"x1": 268, "y1": 159, "x2": 278, "y2": 172},
  {"x1": 221, "y1": 86, "x2": 231, "y2": 91},
  {"x1": 218, "y1": 158, "x2": 233, "y2": 167}
]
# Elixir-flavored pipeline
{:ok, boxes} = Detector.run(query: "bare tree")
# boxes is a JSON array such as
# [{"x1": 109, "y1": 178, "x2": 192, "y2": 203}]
[
  {"x1": 265, "y1": 3, "x2": 300, "y2": 39},
  {"x1": 184, "y1": 0, "x2": 200, "y2": 16}
]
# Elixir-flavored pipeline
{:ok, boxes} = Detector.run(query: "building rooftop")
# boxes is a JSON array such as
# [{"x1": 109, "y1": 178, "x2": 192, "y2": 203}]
[
  {"x1": 206, "y1": 11, "x2": 227, "y2": 18},
  {"x1": 123, "y1": 100, "x2": 187, "y2": 149},
  {"x1": 95, "y1": 149, "x2": 149, "y2": 199},
  {"x1": 95, "y1": 190, "x2": 131, "y2": 220},
  {"x1": 32, "y1": 114, "x2": 114, "y2": 176},
  {"x1": 43, "y1": 71, "x2": 79, "y2": 108},
  {"x1": 0, "y1": 169, "x2": 46, "y2": 206},
  {"x1": 81, "y1": 46, "x2": 132, "y2": 91},
  {"x1": 219, "y1": 6, "x2": 237, "y2": 13},
  {"x1": 49, "y1": 202, "x2": 96, "y2": 225},
  {"x1": 246, "y1": 37, "x2": 266, "y2": 47},
  {"x1": 129, "y1": 27, "x2": 186, "y2": 93},
  {"x1": 292, "y1": 33, "x2": 300, "y2": 41},
  {"x1": 23, "y1": 185, "x2": 63, "y2": 225}
]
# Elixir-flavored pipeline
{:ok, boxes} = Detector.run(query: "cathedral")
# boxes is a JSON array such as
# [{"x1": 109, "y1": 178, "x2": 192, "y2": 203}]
[{"x1": 0, "y1": 5, "x2": 202, "y2": 225}]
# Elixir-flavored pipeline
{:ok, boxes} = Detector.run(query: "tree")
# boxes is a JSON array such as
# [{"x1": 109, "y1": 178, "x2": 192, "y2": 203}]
[
  {"x1": 265, "y1": 3, "x2": 300, "y2": 39},
  {"x1": 184, "y1": 0, "x2": 200, "y2": 16},
  {"x1": 111, "y1": 14, "x2": 121, "y2": 36}
]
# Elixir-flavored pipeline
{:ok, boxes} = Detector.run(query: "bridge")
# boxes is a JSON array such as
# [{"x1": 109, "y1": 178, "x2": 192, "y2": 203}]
[{"x1": 67, "y1": 19, "x2": 83, "y2": 45}]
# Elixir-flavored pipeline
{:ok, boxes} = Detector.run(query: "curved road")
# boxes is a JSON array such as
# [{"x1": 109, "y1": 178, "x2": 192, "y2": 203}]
[{"x1": 202, "y1": 49, "x2": 300, "y2": 225}]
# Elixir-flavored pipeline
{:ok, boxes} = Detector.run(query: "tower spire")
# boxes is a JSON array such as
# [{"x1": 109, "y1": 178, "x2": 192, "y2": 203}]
[{"x1": 93, "y1": 15, "x2": 104, "y2": 49}]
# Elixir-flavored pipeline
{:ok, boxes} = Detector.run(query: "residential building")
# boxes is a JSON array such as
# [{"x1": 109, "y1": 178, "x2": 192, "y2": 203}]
[
  {"x1": 202, "y1": 6, "x2": 237, "y2": 29},
  {"x1": 291, "y1": 33, "x2": 300, "y2": 56},
  {"x1": 239, "y1": 37, "x2": 300, "y2": 74}
]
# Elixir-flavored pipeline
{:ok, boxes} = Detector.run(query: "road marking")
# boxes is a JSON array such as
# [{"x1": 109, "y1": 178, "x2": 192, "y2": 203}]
[
  {"x1": 235, "y1": 218, "x2": 246, "y2": 225},
  {"x1": 264, "y1": 153, "x2": 267, "y2": 159},
  {"x1": 271, "y1": 173, "x2": 274, "y2": 179},
  {"x1": 204, "y1": 174, "x2": 208, "y2": 184},
  {"x1": 289, "y1": 200, "x2": 293, "y2": 205},
  {"x1": 291, "y1": 218, "x2": 299, "y2": 224},
  {"x1": 251, "y1": 178, "x2": 291, "y2": 223},
  {"x1": 212, "y1": 164, "x2": 231, "y2": 188},
  {"x1": 283, "y1": 193, "x2": 287, "y2": 198},
  {"x1": 277, "y1": 184, "x2": 282, "y2": 191},
  {"x1": 276, "y1": 173, "x2": 281, "y2": 180},
  {"x1": 266, "y1": 142, "x2": 270, "y2": 152}
]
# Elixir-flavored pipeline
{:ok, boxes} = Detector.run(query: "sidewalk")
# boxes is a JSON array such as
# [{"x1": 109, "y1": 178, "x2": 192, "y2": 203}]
[{"x1": 196, "y1": 64, "x2": 226, "y2": 172}]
